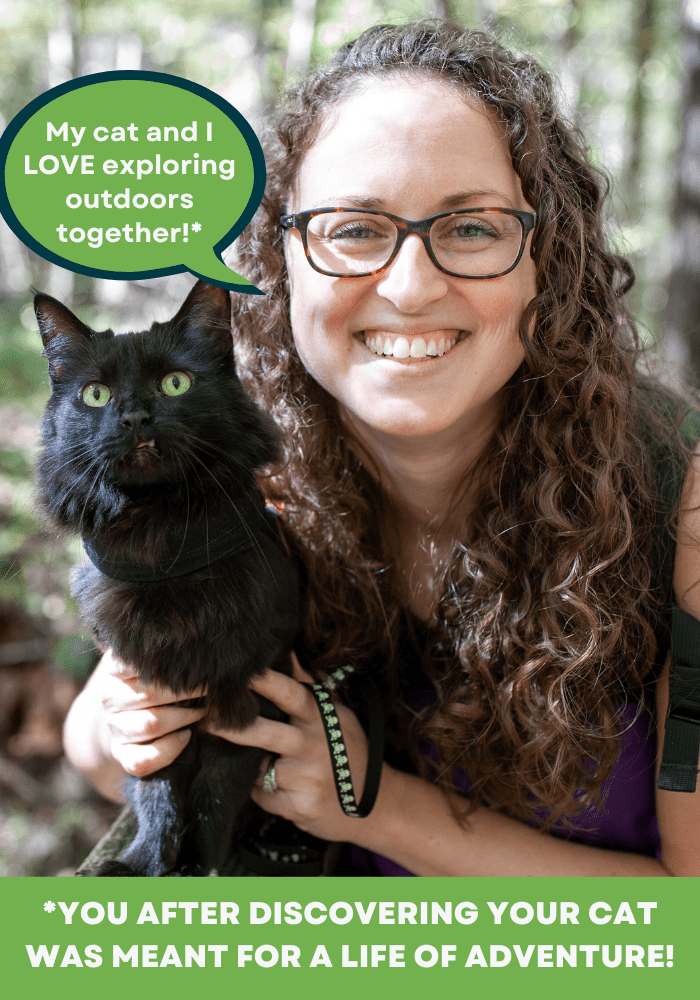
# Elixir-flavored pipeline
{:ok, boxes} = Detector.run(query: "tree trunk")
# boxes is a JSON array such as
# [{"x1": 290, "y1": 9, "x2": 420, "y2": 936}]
[
  {"x1": 662, "y1": 1, "x2": 700, "y2": 386},
  {"x1": 624, "y1": 0, "x2": 656, "y2": 221},
  {"x1": 286, "y1": 0, "x2": 317, "y2": 78},
  {"x1": 431, "y1": 0, "x2": 454, "y2": 19}
]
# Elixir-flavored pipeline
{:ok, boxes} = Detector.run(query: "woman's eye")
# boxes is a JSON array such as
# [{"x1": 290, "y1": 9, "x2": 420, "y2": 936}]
[
  {"x1": 81, "y1": 383, "x2": 112, "y2": 407},
  {"x1": 329, "y1": 224, "x2": 376, "y2": 240},
  {"x1": 449, "y1": 222, "x2": 497, "y2": 239},
  {"x1": 161, "y1": 371, "x2": 192, "y2": 397}
]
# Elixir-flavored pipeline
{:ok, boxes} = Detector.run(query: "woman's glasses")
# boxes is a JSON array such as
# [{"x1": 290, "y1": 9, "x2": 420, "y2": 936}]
[{"x1": 279, "y1": 207, "x2": 536, "y2": 279}]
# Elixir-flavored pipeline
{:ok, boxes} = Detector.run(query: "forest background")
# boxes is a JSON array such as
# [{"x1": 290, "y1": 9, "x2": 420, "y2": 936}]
[{"x1": 0, "y1": 0, "x2": 699, "y2": 875}]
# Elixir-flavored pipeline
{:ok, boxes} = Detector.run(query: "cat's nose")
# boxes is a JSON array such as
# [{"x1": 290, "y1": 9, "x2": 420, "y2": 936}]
[{"x1": 121, "y1": 409, "x2": 152, "y2": 430}]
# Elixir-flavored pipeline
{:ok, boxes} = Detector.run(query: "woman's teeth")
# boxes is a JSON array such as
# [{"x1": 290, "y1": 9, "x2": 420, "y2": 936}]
[{"x1": 364, "y1": 334, "x2": 458, "y2": 358}]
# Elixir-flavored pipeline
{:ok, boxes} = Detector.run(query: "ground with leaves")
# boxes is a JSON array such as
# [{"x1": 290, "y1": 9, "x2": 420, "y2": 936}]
[{"x1": 0, "y1": 598, "x2": 120, "y2": 876}]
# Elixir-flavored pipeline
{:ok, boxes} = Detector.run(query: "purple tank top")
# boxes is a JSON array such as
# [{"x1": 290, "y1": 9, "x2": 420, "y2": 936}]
[{"x1": 350, "y1": 702, "x2": 660, "y2": 876}]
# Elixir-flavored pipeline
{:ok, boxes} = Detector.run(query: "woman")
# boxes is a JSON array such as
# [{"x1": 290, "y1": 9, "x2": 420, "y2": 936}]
[{"x1": 64, "y1": 20, "x2": 700, "y2": 875}]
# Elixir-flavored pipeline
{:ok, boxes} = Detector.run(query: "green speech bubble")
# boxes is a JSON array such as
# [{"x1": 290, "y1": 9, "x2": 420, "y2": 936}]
[{"x1": 0, "y1": 71, "x2": 265, "y2": 293}]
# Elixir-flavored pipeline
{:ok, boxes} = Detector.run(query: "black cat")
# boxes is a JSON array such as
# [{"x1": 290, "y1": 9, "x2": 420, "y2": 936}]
[{"x1": 34, "y1": 280, "x2": 299, "y2": 876}]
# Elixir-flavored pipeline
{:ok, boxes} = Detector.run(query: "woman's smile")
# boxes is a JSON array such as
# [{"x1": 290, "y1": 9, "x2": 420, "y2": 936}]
[{"x1": 361, "y1": 330, "x2": 465, "y2": 359}]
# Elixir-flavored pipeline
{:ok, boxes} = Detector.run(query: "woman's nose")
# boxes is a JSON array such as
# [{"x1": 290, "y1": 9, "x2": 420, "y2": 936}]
[{"x1": 375, "y1": 234, "x2": 450, "y2": 311}]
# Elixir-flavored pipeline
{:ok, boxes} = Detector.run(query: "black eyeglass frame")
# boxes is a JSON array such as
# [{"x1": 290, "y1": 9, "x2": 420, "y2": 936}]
[{"x1": 279, "y1": 206, "x2": 537, "y2": 279}]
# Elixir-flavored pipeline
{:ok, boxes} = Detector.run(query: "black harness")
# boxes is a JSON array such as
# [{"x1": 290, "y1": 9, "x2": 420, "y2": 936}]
[{"x1": 82, "y1": 494, "x2": 270, "y2": 583}]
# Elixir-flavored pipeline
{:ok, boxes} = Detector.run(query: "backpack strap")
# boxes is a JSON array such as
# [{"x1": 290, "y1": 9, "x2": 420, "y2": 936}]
[
  {"x1": 657, "y1": 606, "x2": 700, "y2": 791},
  {"x1": 656, "y1": 408, "x2": 700, "y2": 793}
]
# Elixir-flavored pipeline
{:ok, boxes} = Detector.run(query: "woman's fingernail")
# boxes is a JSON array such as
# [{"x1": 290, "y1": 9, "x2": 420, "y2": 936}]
[{"x1": 178, "y1": 728, "x2": 191, "y2": 741}]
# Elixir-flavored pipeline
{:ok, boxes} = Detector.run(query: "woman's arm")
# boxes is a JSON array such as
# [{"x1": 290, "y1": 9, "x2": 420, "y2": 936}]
[
  {"x1": 63, "y1": 648, "x2": 206, "y2": 802},
  {"x1": 210, "y1": 445, "x2": 700, "y2": 878},
  {"x1": 214, "y1": 664, "x2": 667, "y2": 876}
]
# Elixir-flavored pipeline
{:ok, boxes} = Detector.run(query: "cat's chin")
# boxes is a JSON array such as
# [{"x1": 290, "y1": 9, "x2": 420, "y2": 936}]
[{"x1": 118, "y1": 444, "x2": 164, "y2": 483}]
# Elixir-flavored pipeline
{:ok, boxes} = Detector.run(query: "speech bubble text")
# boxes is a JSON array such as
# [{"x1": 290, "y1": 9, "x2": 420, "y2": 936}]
[{"x1": 0, "y1": 71, "x2": 266, "y2": 293}]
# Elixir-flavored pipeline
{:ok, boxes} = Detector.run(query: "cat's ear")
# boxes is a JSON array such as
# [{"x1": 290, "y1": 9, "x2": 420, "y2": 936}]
[
  {"x1": 172, "y1": 280, "x2": 232, "y2": 354},
  {"x1": 34, "y1": 294, "x2": 96, "y2": 387},
  {"x1": 34, "y1": 294, "x2": 95, "y2": 350}
]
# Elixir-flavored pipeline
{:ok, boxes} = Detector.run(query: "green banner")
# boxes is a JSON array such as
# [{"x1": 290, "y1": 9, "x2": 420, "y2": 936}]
[{"x1": 0, "y1": 877, "x2": 694, "y2": 1000}]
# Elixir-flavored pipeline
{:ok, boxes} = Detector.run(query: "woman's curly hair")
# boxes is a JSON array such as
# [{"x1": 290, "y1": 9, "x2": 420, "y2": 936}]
[{"x1": 231, "y1": 19, "x2": 694, "y2": 825}]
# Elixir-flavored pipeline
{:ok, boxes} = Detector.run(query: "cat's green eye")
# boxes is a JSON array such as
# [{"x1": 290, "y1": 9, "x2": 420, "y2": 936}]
[
  {"x1": 82, "y1": 383, "x2": 112, "y2": 407},
  {"x1": 161, "y1": 371, "x2": 192, "y2": 397}
]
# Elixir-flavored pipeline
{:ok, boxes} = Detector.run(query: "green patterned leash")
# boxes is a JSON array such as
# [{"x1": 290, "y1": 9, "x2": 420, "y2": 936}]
[{"x1": 304, "y1": 665, "x2": 385, "y2": 818}]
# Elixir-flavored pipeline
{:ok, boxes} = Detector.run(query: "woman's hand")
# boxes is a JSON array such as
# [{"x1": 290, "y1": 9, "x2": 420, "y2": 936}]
[
  {"x1": 66, "y1": 654, "x2": 675, "y2": 874},
  {"x1": 63, "y1": 648, "x2": 206, "y2": 801},
  {"x1": 209, "y1": 654, "x2": 371, "y2": 843},
  {"x1": 210, "y1": 654, "x2": 677, "y2": 876},
  {"x1": 96, "y1": 649, "x2": 207, "y2": 776}
]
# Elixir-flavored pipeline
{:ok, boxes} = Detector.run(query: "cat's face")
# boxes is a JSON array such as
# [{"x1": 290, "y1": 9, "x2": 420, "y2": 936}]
[
  {"x1": 35, "y1": 282, "x2": 273, "y2": 499},
  {"x1": 47, "y1": 331, "x2": 225, "y2": 486}
]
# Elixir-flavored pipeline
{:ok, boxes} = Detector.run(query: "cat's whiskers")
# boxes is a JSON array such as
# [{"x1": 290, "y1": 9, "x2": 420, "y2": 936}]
[
  {"x1": 9, "y1": 431, "x2": 87, "y2": 530},
  {"x1": 44, "y1": 445, "x2": 98, "y2": 478},
  {"x1": 176, "y1": 433, "x2": 247, "y2": 463},
  {"x1": 77, "y1": 462, "x2": 108, "y2": 534},
  {"x1": 175, "y1": 431, "x2": 268, "y2": 520},
  {"x1": 176, "y1": 426, "x2": 276, "y2": 475},
  {"x1": 177, "y1": 443, "x2": 273, "y2": 579},
  {"x1": 160, "y1": 452, "x2": 192, "y2": 577},
  {"x1": 49, "y1": 454, "x2": 103, "y2": 516},
  {"x1": 177, "y1": 449, "x2": 242, "y2": 581}
]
